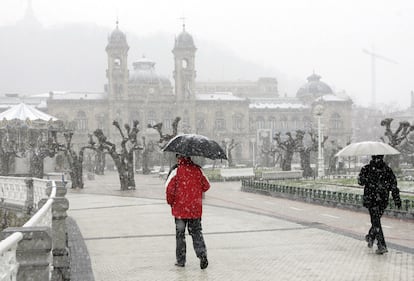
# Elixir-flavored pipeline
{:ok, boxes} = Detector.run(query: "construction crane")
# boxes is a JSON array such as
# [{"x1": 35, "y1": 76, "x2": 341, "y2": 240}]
[{"x1": 362, "y1": 47, "x2": 398, "y2": 107}]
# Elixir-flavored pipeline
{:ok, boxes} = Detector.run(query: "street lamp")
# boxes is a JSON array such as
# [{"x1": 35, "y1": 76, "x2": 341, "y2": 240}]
[
  {"x1": 314, "y1": 104, "x2": 325, "y2": 177},
  {"x1": 250, "y1": 137, "x2": 256, "y2": 167}
]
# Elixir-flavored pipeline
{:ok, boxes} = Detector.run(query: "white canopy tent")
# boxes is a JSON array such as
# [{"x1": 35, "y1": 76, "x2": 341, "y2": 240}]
[{"x1": 0, "y1": 103, "x2": 57, "y2": 121}]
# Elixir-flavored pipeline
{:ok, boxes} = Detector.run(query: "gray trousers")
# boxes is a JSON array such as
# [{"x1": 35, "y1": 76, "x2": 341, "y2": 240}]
[{"x1": 175, "y1": 218, "x2": 207, "y2": 264}]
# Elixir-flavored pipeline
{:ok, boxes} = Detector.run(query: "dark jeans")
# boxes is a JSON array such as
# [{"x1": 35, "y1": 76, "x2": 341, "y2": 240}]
[
  {"x1": 367, "y1": 206, "x2": 386, "y2": 249},
  {"x1": 175, "y1": 218, "x2": 207, "y2": 264}
]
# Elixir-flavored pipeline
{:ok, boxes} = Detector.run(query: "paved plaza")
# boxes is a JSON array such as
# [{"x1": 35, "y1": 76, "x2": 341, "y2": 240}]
[{"x1": 67, "y1": 171, "x2": 414, "y2": 281}]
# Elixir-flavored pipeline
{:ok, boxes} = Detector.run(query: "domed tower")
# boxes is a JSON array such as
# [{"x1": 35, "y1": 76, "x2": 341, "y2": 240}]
[
  {"x1": 172, "y1": 24, "x2": 197, "y2": 101},
  {"x1": 129, "y1": 56, "x2": 173, "y2": 96},
  {"x1": 296, "y1": 72, "x2": 333, "y2": 104},
  {"x1": 106, "y1": 21, "x2": 129, "y2": 101}
]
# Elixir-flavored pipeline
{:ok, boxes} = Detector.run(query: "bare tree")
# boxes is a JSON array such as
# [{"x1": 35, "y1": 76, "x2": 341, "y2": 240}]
[
  {"x1": 273, "y1": 132, "x2": 299, "y2": 171},
  {"x1": 381, "y1": 118, "x2": 414, "y2": 168},
  {"x1": 0, "y1": 135, "x2": 19, "y2": 176},
  {"x1": 221, "y1": 139, "x2": 239, "y2": 167},
  {"x1": 93, "y1": 120, "x2": 141, "y2": 190},
  {"x1": 150, "y1": 117, "x2": 181, "y2": 171},
  {"x1": 295, "y1": 130, "x2": 328, "y2": 177}
]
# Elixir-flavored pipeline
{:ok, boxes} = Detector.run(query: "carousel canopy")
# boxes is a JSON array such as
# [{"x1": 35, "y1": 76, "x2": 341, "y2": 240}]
[{"x1": 0, "y1": 103, "x2": 57, "y2": 121}]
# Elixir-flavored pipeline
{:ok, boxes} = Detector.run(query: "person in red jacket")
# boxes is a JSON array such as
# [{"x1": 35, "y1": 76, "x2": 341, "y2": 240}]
[{"x1": 165, "y1": 155, "x2": 210, "y2": 269}]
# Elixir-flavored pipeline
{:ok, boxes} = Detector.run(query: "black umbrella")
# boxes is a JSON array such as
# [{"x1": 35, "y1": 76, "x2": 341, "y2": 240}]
[{"x1": 162, "y1": 134, "x2": 228, "y2": 160}]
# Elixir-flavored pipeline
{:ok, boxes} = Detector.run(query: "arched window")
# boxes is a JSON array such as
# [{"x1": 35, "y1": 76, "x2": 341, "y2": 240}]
[
  {"x1": 232, "y1": 114, "x2": 243, "y2": 131},
  {"x1": 256, "y1": 116, "x2": 265, "y2": 129},
  {"x1": 215, "y1": 111, "x2": 226, "y2": 130},
  {"x1": 76, "y1": 111, "x2": 88, "y2": 131},
  {"x1": 147, "y1": 110, "x2": 157, "y2": 126},
  {"x1": 96, "y1": 113, "x2": 106, "y2": 130},
  {"x1": 330, "y1": 112, "x2": 343, "y2": 129}
]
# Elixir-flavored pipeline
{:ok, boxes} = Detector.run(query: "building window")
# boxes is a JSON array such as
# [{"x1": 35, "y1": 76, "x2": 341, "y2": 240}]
[
  {"x1": 215, "y1": 111, "x2": 226, "y2": 130},
  {"x1": 163, "y1": 111, "x2": 172, "y2": 130},
  {"x1": 147, "y1": 110, "x2": 157, "y2": 126},
  {"x1": 330, "y1": 113, "x2": 343, "y2": 129},
  {"x1": 114, "y1": 58, "x2": 121, "y2": 68},
  {"x1": 96, "y1": 113, "x2": 105, "y2": 130},
  {"x1": 256, "y1": 116, "x2": 265, "y2": 129},
  {"x1": 269, "y1": 117, "x2": 277, "y2": 129},
  {"x1": 76, "y1": 111, "x2": 88, "y2": 132},
  {"x1": 280, "y1": 116, "x2": 288, "y2": 129},
  {"x1": 232, "y1": 114, "x2": 243, "y2": 131}
]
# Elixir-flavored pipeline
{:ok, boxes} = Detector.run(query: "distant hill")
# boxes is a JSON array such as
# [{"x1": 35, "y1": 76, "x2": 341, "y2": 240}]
[{"x1": 0, "y1": 21, "x2": 302, "y2": 95}]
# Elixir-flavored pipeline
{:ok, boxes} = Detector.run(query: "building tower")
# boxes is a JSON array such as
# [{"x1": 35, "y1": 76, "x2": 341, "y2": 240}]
[
  {"x1": 172, "y1": 24, "x2": 197, "y2": 102},
  {"x1": 106, "y1": 21, "x2": 129, "y2": 101}
]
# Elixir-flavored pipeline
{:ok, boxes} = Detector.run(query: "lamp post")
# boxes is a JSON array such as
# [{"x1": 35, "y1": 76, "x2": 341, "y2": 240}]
[
  {"x1": 314, "y1": 104, "x2": 325, "y2": 177},
  {"x1": 250, "y1": 137, "x2": 256, "y2": 167}
]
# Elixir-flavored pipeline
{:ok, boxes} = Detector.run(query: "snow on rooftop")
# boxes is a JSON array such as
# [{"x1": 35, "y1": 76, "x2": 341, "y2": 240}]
[
  {"x1": 316, "y1": 94, "x2": 350, "y2": 102},
  {"x1": 249, "y1": 102, "x2": 308, "y2": 109},
  {"x1": 45, "y1": 91, "x2": 107, "y2": 100},
  {"x1": 196, "y1": 92, "x2": 246, "y2": 101}
]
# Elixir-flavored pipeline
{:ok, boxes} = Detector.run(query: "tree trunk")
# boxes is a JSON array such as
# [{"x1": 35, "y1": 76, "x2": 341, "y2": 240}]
[
  {"x1": 142, "y1": 150, "x2": 150, "y2": 175},
  {"x1": 30, "y1": 153, "x2": 44, "y2": 178},
  {"x1": 282, "y1": 151, "x2": 293, "y2": 171},
  {"x1": 300, "y1": 150, "x2": 314, "y2": 178},
  {"x1": 0, "y1": 154, "x2": 11, "y2": 176},
  {"x1": 94, "y1": 151, "x2": 105, "y2": 175},
  {"x1": 127, "y1": 150, "x2": 135, "y2": 188}
]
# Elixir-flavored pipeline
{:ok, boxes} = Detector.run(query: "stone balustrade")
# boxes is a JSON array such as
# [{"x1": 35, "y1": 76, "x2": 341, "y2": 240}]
[{"x1": 0, "y1": 177, "x2": 70, "y2": 281}]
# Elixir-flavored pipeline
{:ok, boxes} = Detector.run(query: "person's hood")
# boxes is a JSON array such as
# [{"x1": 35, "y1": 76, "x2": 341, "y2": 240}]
[
  {"x1": 370, "y1": 159, "x2": 385, "y2": 169},
  {"x1": 178, "y1": 157, "x2": 193, "y2": 166}
]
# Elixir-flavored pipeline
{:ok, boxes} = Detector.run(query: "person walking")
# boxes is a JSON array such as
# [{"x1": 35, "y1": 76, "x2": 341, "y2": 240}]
[
  {"x1": 165, "y1": 155, "x2": 210, "y2": 269},
  {"x1": 358, "y1": 155, "x2": 401, "y2": 254}
]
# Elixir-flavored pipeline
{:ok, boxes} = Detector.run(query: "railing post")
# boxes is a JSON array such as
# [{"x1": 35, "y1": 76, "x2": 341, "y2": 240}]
[
  {"x1": 0, "y1": 227, "x2": 52, "y2": 281},
  {"x1": 51, "y1": 181, "x2": 71, "y2": 281},
  {"x1": 24, "y1": 178, "x2": 34, "y2": 214}
]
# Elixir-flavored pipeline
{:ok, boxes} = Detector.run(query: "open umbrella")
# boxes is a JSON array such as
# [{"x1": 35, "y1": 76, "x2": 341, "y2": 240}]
[
  {"x1": 162, "y1": 134, "x2": 227, "y2": 160},
  {"x1": 335, "y1": 141, "x2": 400, "y2": 157}
]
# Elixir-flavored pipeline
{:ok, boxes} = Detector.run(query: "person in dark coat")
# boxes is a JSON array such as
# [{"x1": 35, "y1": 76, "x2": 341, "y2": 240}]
[
  {"x1": 165, "y1": 155, "x2": 210, "y2": 269},
  {"x1": 358, "y1": 155, "x2": 401, "y2": 254}
]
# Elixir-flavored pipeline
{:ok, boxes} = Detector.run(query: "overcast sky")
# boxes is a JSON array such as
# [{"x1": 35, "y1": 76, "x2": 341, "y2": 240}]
[{"x1": 1, "y1": 0, "x2": 414, "y2": 109}]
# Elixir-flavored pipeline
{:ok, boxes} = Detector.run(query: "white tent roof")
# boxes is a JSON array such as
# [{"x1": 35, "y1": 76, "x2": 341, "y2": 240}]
[{"x1": 0, "y1": 103, "x2": 58, "y2": 121}]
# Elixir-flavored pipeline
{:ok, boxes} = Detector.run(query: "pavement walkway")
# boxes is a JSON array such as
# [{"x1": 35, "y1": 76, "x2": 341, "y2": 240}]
[{"x1": 66, "y1": 171, "x2": 414, "y2": 281}]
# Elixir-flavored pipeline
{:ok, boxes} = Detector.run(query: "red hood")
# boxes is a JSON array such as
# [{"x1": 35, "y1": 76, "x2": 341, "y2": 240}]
[{"x1": 178, "y1": 157, "x2": 193, "y2": 165}]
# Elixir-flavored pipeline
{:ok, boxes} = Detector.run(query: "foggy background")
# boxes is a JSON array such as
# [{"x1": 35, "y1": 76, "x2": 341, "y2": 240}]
[{"x1": 1, "y1": 0, "x2": 413, "y2": 110}]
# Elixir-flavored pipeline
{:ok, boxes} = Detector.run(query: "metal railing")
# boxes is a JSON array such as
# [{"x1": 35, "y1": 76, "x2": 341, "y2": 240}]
[{"x1": 241, "y1": 179, "x2": 414, "y2": 219}]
